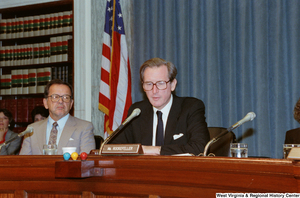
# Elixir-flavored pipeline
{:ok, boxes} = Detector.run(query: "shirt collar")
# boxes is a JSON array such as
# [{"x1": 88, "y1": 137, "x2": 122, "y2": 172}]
[
  {"x1": 153, "y1": 94, "x2": 173, "y2": 116},
  {"x1": 48, "y1": 114, "x2": 70, "y2": 127}
]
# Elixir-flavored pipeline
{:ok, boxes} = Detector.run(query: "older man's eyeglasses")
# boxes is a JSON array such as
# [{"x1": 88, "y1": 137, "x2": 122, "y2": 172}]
[
  {"x1": 143, "y1": 80, "x2": 170, "y2": 91},
  {"x1": 48, "y1": 94, "x2": 72, "y2": 102}
]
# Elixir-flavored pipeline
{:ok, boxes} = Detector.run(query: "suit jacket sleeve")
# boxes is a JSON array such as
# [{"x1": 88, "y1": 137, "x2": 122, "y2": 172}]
[{"x1": 160, "y1": 97, "x2": 210, "y2": 155}]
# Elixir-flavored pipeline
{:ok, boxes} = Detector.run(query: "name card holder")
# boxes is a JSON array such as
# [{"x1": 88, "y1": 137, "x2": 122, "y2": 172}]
[
  {"x1": 101, "y1": 144, "x2": 144, "y2": 155},
  {"x1": 287, "y1": 147, "x2": 300, "y2": 159}
]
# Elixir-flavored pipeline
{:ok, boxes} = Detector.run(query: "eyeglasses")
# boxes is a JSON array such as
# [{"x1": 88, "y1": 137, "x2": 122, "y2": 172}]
[
  {"x1": 143, "y1": 80, "x2": 170, "y2": 91},
  {"x1": 47, "y1": 94, "x2": 72, "y2": 102}
]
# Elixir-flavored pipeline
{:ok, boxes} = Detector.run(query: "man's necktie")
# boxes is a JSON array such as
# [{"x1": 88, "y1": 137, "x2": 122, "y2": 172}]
[
  {"x1": 156, "y1": 111, "x2": 164, "y2": 146},
  {"x1": 48, "y1": 122, "x2": 58, "y2": 145}
]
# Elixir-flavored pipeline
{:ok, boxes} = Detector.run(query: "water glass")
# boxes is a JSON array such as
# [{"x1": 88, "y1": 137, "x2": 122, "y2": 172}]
[
  {"x1": 230, "y1": 143, "x2": 248, "y2": 158},
  {"x1": 283, "y1": 144, "x2": 300, "y2": 159},
  {"x1": 43, "y1": 144, "x2": 58, "y2": 155}
]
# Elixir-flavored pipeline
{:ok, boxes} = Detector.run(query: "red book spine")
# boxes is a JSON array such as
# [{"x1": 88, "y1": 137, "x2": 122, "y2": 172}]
[
  {"x1": 17, "y1": 99, "x2": 23, "y2": 122},
  {"x1": 28, "y1": 98, "x2": 36, "y2": 123},
  {"x1": 22, "y1": 98, "x2": 29, "y2": 123}
]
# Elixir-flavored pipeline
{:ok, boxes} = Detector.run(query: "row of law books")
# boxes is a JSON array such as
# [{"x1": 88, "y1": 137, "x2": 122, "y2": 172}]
[
  {"x1": 0, "y1": 35, "x2": 72, "y2": 66},
  {"x1": 0, "y1": 65, "x2": 72, "y2": 95},
  {"x1": 0, "y1": 98, "x2": 43, "y2": 123},
  {"x1": 0, "y1": 10, "x2": 73, "y2": 39}
]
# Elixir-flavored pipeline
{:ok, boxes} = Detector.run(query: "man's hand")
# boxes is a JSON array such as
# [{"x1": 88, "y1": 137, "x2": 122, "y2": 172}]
[{"x1": 142, "y1": 146, "x2": 161, "y2": 155}]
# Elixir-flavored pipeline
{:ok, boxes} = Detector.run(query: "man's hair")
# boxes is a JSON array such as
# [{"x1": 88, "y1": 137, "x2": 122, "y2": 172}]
[
  {"x1": 44, "y1": 79, "x2": 73, "y2": 98},
  {"x1": 139, "y1": 58, "x2": 177, "y2": 82},
  {"x1": 294, "y1": 98, "x2": 300, "y2": 124}
]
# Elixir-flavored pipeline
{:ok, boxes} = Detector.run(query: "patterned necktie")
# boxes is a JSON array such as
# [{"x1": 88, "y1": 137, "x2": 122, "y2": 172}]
[
  {"x1": 156, "y1": 111, "x2": 164, "y2": 146},
  {"x1": 48, "y1": 122, "x2": 58, "y2": 145}
]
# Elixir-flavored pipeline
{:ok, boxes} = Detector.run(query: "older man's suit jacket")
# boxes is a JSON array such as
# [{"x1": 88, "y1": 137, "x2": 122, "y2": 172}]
[
  {"x1": 110, "y1": 95, "x2": 210, "y2": 155},
  {"x1": 285, "y1": 128, "x2": 300, "y2": 144},
  {"x1": 20, "y1": 115, "x2": 95, "y2": 155},
  {"x1": 0, "y1": 129, "x2": 22, "y2": 155}
]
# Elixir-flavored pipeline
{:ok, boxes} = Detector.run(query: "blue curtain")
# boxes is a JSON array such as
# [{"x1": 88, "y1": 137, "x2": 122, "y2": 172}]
[{"x1": 129, "y1": 0, "x2": 300, "y2": 158}]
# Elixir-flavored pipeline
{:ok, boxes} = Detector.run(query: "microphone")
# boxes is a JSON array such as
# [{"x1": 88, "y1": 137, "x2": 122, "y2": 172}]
[
  {"x1": 227, "y1": 112, "x2": 256, "y2": 131},
  {"x1": 202, "y1": 112, "x2": 256, "y2": 156},
  {"x1": 18, "y1": 126, "x2": 34, "y2": 137},
  {"x1": 0, "y1": 126, "x2": 33, "y2": 150},
  {"x1": 99, "y1": 108, "x2": 141, "y2": 155}
]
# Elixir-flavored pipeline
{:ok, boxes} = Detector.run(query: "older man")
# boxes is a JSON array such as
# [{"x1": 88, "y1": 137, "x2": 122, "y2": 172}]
[
  {"x1": 20, "y1": 79, "x2": 95, "y2": 155},
  {"x1": 110, "y1": 58, "x2": 209, "y2": 155}
]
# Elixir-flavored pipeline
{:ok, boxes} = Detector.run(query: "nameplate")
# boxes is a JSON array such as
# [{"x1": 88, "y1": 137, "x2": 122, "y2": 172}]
[
  {"x1": 101, "y1": 144, "x2": 144, "y2": 155},
  {"x1": 287, "y1": 147, "x2": 300, "y2": 159}
]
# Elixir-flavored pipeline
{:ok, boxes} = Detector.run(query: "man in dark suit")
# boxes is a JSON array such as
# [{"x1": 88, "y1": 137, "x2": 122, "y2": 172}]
[{"x1": 110, "y1": 58, "x2": 210, "y2": 155}]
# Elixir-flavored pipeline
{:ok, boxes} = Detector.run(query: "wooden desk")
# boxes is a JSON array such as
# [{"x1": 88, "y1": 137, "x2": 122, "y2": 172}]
[{"x1": 0, "y1": 155, "x2": 299, "y2": 198}]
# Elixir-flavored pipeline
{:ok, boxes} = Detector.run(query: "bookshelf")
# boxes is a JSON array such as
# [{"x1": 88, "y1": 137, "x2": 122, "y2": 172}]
[{"x1": 0, "y1": 0, "x2": 74, "y2": 132}]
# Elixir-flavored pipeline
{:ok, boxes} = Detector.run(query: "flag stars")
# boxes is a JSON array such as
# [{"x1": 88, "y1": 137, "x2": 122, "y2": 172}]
[
  {"x1": 118, "y1": 26, "x2": 122, "y2": 31},
  {"x1": 118, "y1": 13, "x2": 122, "y2": 18}
]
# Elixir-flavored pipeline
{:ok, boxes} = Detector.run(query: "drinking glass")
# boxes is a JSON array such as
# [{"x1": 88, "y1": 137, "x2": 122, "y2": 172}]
[{"x1": 230, "y1": 143, "x2": 248, "y2": 158}]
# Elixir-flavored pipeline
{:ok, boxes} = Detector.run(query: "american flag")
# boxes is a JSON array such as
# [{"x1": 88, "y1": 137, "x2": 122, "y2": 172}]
[{"x1": 99, "y1": 0, "x2": 132, "y2": 138}]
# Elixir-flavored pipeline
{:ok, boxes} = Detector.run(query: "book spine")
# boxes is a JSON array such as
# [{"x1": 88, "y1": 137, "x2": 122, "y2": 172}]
[
  {"x1": 17, "y1": 99, "x2": 23, "y2": 123},
  {"x1": 38, "y1": 43, "x2": 45, "y2": 64},
  {"x1": 33, "y1": 15, "x2": 40, "y2": 36},
  {"x1": 6, "y1": 18, "x2": 12, "y2": 39},
  {"x1": 37, "y1": 68, "x2": 45, "y2": 93},
  {"x1": 28, "y1": 69, "x2": 37, "y2": 94},
  {"x1": 22, "y1": 69, "x2": 29, "y2": 94},
  {"x1": 63, "y1": 11, "x2": 71, "y2": 33},
  {"x1": 33, "y1": 43, "x2": 39, "y2": 64},
  {"x1": 44, "y1": 67, "x2": 52, "y2": 85},
  {"x1": 28, "y1": 98, "x2": 36, "y2": 123},
  {"x1": 18, "y1": 17, "x2": 24, "y2": 38},
  {"x1": 11, "y1": 18, "x2": 16, "y2": 39},
  {"x1": 28, "y1": 16, "x2": 34, "y2": 37},
  {"x1": 12, "y1": 45, "x2": 17, "y2": 66},
  {"x1": 0, "y1": 46, "x2": 5, "y2": 66},
  {"x1": 50, "y1": 37, "x2": 57, "y2": 63},
  {"x1": 45, "y1": 14, "x2": 51, "y2": 35},
  {"x1": 44, "y1": 42, "x2": 50, "y2": 63},
  {"x1": 0, "y1": 75, "x2": 5, "y2": 95},
  {"x1": 23, "y1": 17, "x2": 29, "y2": 37},
  {"x1": 5, "y1": 74, "x2": 12, "y2": 95},
  {"x1": 11, "y1": 70, "x2": 18, "y2": 95},
  {"x1": 17, "y1": 69, "x2": 23, "y2": 94},
  {"x1": 22, "y1": 98, "x2": 29, "y2": 123},
  {"x1": 0, "y1": 19, "x2": 7, "y2": 39},
  {"x1": 57, "y1": 12, "x2": 63, "y2": 33},
  {"x1": 56, "y1": 36, "x2": 62, "y2": 62},
  {"x1": 39, "y1": 14, "x2": 45, "y2": 36}
]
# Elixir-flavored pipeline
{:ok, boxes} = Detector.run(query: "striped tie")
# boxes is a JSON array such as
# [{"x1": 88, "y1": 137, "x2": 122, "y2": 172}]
[{"x1": 48, "y1": 122, "x2": 58, "y2": 145}]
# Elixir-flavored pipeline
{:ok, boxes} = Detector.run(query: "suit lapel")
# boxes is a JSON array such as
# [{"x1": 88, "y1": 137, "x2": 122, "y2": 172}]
[
  {"x1": 140, "y1": 105, "x2": 154, "y2": 145},
  {"x1": 164, "y1": 96, "x2": 182, "y2": 144},
  {"x1": 58, "y1": 116, "x2": 76, "y2": 152},
  {"x1": 35, "y1": 119, "x2": 48, "y2": 153}
]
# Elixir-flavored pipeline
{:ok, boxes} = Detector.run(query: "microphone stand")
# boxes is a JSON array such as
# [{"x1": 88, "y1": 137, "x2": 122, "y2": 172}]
[
  {"x1": 0, "y1": 134, "x2": 21, "y2": 151},
  {"x1": 99, "y1": 124, "x2": 125, "y2": 155},
  {"x1": 202, "y1": 126, "x2": 236, "y2": 157}
]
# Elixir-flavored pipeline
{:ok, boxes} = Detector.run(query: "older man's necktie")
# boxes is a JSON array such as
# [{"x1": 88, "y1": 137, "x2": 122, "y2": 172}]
[
  {"x1": 156, "y1": 111, "x2": 164, "y2": 146},
  {"x1": 48, "y1": 122, "x2": 58, "y2": 145}
]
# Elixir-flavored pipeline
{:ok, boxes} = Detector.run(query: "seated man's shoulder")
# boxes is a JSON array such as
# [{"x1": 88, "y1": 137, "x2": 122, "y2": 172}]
[
  {"x1": 71, "y1": 116, "x2": 93, "y2": 126},
  {"x1": 178, "y1": 96, "x2": 205, "y2": 106},
  {"x1": 286, "y1": 127, "x2": 300, "y2": 134}
]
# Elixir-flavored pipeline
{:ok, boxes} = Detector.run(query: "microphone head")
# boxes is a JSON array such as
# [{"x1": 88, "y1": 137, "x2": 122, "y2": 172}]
[
  {"x1": 247, "y1": 112, "x2": 256, "y2": 121},
  {"x1": 132, "y1": 108, "x2": 141, "y2": 116}
]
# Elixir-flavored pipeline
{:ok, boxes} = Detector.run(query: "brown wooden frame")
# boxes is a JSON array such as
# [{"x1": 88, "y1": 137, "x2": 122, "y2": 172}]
[{"x1": 0, "y1": 155, "x2": 299, "y2": 197}]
